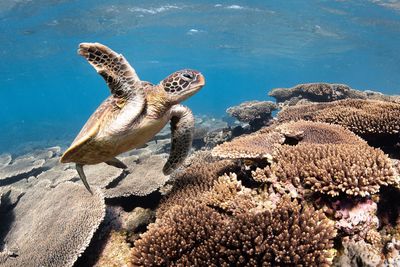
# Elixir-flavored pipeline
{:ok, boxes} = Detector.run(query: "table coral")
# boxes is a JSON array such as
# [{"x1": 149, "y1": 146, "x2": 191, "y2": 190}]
[
  {"x1": 277, "y1": 99, "x2": 400, "y2": 144},
  {"x1": 269, "y1": 82, "x2": 365, "y2": 105},
  {"x1": 0, "y1": 181, "x2": 105, "y2": 267},
  {"x1": 211, "y1": 129, "x2": 285, "y2": 160}
]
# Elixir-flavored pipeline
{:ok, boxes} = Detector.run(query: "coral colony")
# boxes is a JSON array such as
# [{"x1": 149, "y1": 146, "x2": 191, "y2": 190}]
[{"x1": 1, "y1": 82, "x2": 400, "y2": 266}]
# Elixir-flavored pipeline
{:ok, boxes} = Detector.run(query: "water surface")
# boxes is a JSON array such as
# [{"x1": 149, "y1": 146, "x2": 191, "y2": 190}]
[{"x1": 1, "y1": 0, "x2": 399, "y2": 153}]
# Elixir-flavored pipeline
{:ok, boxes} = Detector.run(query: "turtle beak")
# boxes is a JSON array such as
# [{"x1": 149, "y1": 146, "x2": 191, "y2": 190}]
[{"x1": 195, "y1": 73, "x2": 205, "y2": 88}]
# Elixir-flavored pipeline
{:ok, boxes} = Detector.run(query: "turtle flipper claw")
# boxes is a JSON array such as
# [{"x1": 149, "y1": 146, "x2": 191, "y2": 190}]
[{"x1": 76, "y1": 163, "x2": 93, "y2": 194}]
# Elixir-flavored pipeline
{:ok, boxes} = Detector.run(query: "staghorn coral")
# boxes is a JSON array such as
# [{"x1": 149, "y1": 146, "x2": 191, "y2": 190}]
[
  {"x1": 0, "y1": 180, "x2": 105, "y2": 267},
  {"x1": 103, "y1": 154, "x2": 169, "y2": 198},
  {"x1": 211, "y1": 129, "x2": 285, "y2": 160},
  {"x1": 277, "y1": 99, "x2": 400, "y2": 143},
  {"x1": 132, "y1": 197, "x2": 336, "y2": 266},
  {"x1": 226, "y1": 100, "x2": 278, "y2": 131},
  {"x1": 203, "y1": 172, "x2": 254, "y2": 215},
  {"x1": 132, "y1": 201, "x2": 225, "y2": 266},
  {"x1": 269, "y1": 82, "x2": 366, "y2": 105},
  {"x1": 257, "y1": 143, "x2": 396, "y2": 197}
]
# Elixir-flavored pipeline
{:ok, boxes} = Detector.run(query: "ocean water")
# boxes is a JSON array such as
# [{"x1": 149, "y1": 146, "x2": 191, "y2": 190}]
[{"x1": 0, "y1": 0, "x2": 400, "y2": 154}]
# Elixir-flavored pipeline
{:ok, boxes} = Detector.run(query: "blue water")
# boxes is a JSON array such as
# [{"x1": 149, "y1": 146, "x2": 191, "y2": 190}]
[{"x1": 1, "y1": 0, "x2": 400, "y2": 153}]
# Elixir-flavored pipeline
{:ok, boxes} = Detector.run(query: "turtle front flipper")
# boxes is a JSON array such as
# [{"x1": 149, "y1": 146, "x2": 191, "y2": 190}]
[
  {"x1": 163, "y1": 105, "x2": 194, "y2": 175},
  {"x1": 78, "y1": 42, "x2": 142, "y2": 98},
  {"x1": 78, "y1": 42, "x2": 147, "y2": 135}
]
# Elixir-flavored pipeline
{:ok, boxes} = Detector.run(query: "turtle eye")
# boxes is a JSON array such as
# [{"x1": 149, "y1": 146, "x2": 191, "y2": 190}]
[{"x1": 181, "y1": 72, "x2": 194, "y2": 81}]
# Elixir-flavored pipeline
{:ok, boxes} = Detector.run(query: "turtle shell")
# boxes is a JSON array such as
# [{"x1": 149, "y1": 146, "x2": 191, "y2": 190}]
[{"x1": 60, "y1": 98, "x2": 116, "y2": 164}]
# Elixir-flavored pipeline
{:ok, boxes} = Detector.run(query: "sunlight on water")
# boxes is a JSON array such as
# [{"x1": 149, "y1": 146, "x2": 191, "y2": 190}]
[{"x1": 0, "y1": 0, "x2": 399, "y2": 153}]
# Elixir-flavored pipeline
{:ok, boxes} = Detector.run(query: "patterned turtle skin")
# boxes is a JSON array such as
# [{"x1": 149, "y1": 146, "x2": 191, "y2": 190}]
[{"x1": 60, "y1": 43, "x2": 205, "y2": 193}]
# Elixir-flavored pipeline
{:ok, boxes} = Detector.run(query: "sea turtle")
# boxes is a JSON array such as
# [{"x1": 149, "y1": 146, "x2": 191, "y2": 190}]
[{"x1": 60, "y1": 42, "x2": 205, "y2": 193}]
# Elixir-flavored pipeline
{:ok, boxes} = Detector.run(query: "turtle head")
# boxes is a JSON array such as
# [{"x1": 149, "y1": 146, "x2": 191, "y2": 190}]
[{"x1": 160, "y1": 69, "x2": 205, "y2": 104}]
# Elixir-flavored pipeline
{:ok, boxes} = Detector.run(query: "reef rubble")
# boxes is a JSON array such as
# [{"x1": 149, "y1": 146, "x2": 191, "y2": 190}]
[{"x1": 0, "y1": 84, "x2": 399, "y2": 266}]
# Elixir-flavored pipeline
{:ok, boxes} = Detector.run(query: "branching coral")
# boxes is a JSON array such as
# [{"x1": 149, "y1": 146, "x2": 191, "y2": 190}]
[
  {"x1": 132, "y1": 201, "x2": 226, "y2": 266},
  {"x1": 261, "y1": 143, "x2": 396, "y2": 197},
  {"x1": 132, "y1": 197, "x2": 336, "y2": 266},
  {"x1": 157, "y1": 159, "x2": 237, "y2": 217}
]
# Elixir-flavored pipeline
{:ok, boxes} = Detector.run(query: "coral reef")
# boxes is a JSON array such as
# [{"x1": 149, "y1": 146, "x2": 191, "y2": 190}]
[
  {"x1": 226, "y1": 100, "x2": 278, "y2": 131},
  {"x1": 333, "y1": 199, "x2": 379, "y2": 240},
  {"x1": 0, "y1": 181, "x2": 105, "y2": 267},
  {"x1": 83, "y1": 162, "x2": 125, "y2": 188},
  {"x1": 275, "y1": 120, "x2": 366, "y2": 145},
  {"x1": 132, "y1": 197, "x2": 336, "y2": 266},
  {"x1": 94, "y1": 230, "x2": 131, "y2": 267},
  {"x1": 104, "y1": 154, "x2": 170, "y2": 198},
  {"x1": 157, "y1": 159, "x2": 237, "y2": 217},
  {"x1": 36, "y1": 167, "x2": 77, "y2": 187},
  {"x1": 263, "y1": 143, "x2": 396, "y2": 197},
  {"x1": 269, "y1": 82, "x2": 366, "y2": 105},
  {"x1": 277, "y1": 99, "x2": 400, "y2": 145},
  {"x1": 333, "y1": 237, "x2": 382, "y2": 267},
  {"x1": 211, "y1": 129, "x2": 285, "y2": 159},
  {"x1": 269, "y1": 82, "x2": 400, "y2": 106},
  {"x1": 1, "y1": 86, "x2": 399, "y2": 266},
  {"x1": 0, "y1": 157, "x2": 45, "y2": 182}
]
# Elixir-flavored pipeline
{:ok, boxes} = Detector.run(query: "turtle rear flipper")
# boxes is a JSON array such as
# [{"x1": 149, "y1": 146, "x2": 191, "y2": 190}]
[
  {"x1": 163, "y1": 105, "x2": 194, "y2": 175},
  {"x1": 76, "y1": 164, "x2": 93, "y2": 194}
]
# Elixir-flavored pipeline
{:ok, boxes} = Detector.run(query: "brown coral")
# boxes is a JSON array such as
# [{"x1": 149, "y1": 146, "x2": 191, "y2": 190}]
[
  {"x1": 94, "y1": 230, "x2": 132, "y2": 267},
  {"x1": 256, "y1": 143, "x2": 396, "y2": 197},
  {"x1": 226, "y1": 100, "x2": 278, "y2": 131},
  {"x1": 269, "y1": 82, "x2": 366, "y2": 105},
  {"x1": 132, "y1": 202, "x2": 225, "y2": 266},
  {"x1": 132, "y1": 197, "x2": 336, "y2": 266},
  {"x1": 211, "y1": 129, "x2": 285, "y2": 159},
  {"x1": 277, "y1": 99, "x2": 400, "y2": 143},
  {"x1": 333, "y1": 237, "x2": 383, "y2": 266},
  {"x1": 157, "y1": 159, "x2": 237, "y2": 217},
  {"x1": 275, "y1": 120, "x2": 366, "y2": 145}
]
